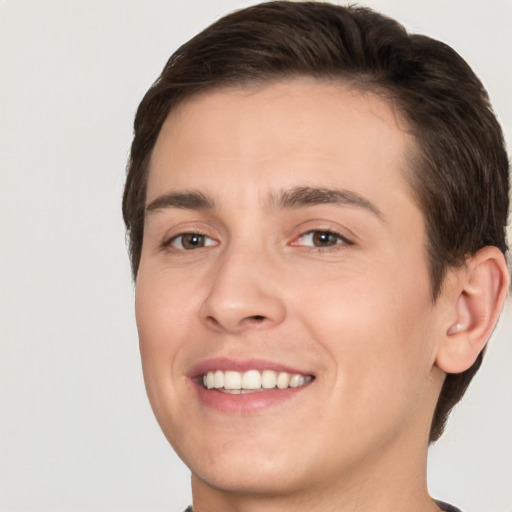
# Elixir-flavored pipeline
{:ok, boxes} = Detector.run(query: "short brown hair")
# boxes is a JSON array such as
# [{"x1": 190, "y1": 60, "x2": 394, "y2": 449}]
[{"x1": 122, "y1": 1, "x2": 509, "y2": 442}]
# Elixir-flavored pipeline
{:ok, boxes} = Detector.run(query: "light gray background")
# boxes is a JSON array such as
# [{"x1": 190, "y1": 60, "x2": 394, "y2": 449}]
[{"x1": 1, "y1": 1, "x2": 511, "y2": 511}]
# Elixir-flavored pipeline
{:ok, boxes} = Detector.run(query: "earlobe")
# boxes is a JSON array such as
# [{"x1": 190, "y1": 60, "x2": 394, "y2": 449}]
[{"x1": 436, "y1": 246, "x2": 509, "y2": 374}]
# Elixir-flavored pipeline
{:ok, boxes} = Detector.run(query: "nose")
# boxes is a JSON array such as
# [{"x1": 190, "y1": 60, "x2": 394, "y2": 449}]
[{"x1": 199, "y1": 245, "x2": 286, "y2": 334}]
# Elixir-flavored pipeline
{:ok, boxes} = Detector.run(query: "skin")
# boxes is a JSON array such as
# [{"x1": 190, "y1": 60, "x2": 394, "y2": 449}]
[{"x1": 135, "y1": 79, "x2": 498, "y2": 512}]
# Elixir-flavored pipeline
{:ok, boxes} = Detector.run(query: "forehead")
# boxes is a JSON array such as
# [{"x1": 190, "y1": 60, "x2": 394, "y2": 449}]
[{"x1": 147, "y1": 78, "x2": 418, "y2": 218}]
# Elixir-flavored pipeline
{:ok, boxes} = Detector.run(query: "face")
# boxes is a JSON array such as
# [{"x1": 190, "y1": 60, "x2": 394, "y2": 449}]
[{"x1": 136, "y1": 79, "x2": 447, "y2": 500}]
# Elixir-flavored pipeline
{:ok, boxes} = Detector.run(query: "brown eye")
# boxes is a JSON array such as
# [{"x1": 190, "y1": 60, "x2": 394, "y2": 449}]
[
  {"x1": 311, "y1": 231, "x2": 340, "y2": 247},
  {"x1": 170, "y1": 233, "x2": 215, "y2": 250},
  {"x1": 294, "y1": 230, "x2": 346, "y2": 248},
  {"x1": 182, "y1": 234, "x2": 205, "y2": 249}
]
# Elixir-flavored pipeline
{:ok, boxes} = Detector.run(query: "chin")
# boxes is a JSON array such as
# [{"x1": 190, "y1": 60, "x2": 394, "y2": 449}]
[
  {"x1": 191, "y1": 453, "x2": 304, "y2": 497},
  {"x1": 180, "y1": 428, "x2": 307, "y2": 496}
]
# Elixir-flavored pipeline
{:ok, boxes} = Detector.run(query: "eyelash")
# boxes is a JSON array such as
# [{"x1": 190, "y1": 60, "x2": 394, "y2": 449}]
[
  {"x1": 161, "y1": 228, "x2": 352, "y2": 253},
  {"x1": 291, "y1": 229, "x2": 352, "y2": 250},
  {"x1": 162, "y1": 232, "x2": 217, "y2": 251}
]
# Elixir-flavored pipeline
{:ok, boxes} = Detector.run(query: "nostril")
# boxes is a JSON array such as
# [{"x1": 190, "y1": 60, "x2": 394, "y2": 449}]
[{"x1": 250, "y1": 315, "x2": 265, "y2": 322}]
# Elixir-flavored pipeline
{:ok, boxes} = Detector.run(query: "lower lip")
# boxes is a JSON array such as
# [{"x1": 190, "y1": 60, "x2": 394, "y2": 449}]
[{"x1": 192, "y1": 380, "x2": 312, "y2": 415}]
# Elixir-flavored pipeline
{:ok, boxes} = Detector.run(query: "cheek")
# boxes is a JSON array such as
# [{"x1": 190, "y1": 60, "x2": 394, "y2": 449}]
[
  {"x1": 134, "y1": 271, "x2": 199, "y2": 435},
  {"x1": 296, "y1": 261, "x2": 435, "y2": 390},
  {"x1": 136, "y1": 264, "x2": 199, "y2": 339},
  {"x1": 135, "y1": 269, "x2": 194, "y2": 386}
]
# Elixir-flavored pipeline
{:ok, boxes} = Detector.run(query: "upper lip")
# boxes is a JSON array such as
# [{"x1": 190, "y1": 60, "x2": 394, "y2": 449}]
[{"x1": 187, "y1": 357, "x2": 313, "y2": 379}]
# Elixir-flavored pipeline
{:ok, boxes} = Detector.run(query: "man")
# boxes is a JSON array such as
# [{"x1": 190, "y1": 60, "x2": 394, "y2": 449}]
[{"x1": 122, "y1": 2, "x2": 509, "y2": 511}]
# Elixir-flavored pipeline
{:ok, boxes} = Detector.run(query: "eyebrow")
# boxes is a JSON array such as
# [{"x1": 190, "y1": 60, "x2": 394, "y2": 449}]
[
  {"x1": 146, "y1": 191, "x2": 214, "y2": 213},
  {"x1": 272, "y1": 186, "x2": 384, "y2": 220},
  {"x1": 145, "y1": 186, "x2": 383, "y2": 220}
]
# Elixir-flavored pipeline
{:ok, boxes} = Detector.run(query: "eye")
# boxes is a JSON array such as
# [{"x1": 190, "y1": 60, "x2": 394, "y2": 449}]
[
  {"x1": 167, "y1": 233, "x2": 216, "y2": 250},
  {"x1": 294, "y1": 230, "x2": 349, "y2": 248}
]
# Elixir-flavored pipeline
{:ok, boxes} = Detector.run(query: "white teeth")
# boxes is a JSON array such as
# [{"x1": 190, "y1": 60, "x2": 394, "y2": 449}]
[
  {"x1": 289, "y1": 374, "x2": 305, "y2": 388},
  {"x1": 206, "y1": 372, "x2": 215, "y2": 389},
  {"x1": 202, "y1": 369, "x2": 311, "y2": 392},
  {"x1": 261, "y1": 369, "x2": 277, "y2": 389},
  {"x1": 224, "y1": 371, "x2": 242, "y2": 390},
  {"x1": 214, "y1": 370, "x2": 224, "y2": 389},
  {"x1": 276, "y1": 372, "x2": 290, "y2": 389},
  {"x1": 242, "y1": 370, "x2": 261, "y2": 389}
]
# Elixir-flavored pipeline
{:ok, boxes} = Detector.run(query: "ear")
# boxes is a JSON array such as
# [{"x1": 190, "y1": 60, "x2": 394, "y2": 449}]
[{"x1": 436, "y1": 246, "x2": 509, "y2": 374}]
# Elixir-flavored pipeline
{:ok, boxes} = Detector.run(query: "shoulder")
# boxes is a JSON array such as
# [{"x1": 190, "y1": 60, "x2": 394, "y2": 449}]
[
  {"x1": 436, "y1": 500, "x2": 463, "y2": 512},
  {"x1": 183, "y1": 502, "x2": 461, "y2": 511}
]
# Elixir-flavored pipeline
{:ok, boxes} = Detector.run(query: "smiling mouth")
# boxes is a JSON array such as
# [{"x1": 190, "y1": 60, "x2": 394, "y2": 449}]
[{"x1": 201, "y1": 369, "x2": 314, "y2": 393}]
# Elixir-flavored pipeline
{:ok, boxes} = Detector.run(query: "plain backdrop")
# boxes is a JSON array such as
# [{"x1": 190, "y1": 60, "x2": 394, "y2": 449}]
[{"x1": 1, "y1": 1, "x2": 511, "y2": 511}]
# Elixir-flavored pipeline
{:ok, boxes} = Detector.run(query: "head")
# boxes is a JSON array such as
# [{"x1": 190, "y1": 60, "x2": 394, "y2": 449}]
[{"x1": 123, "y1": 1, "x2": 508, "y2": 448}]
